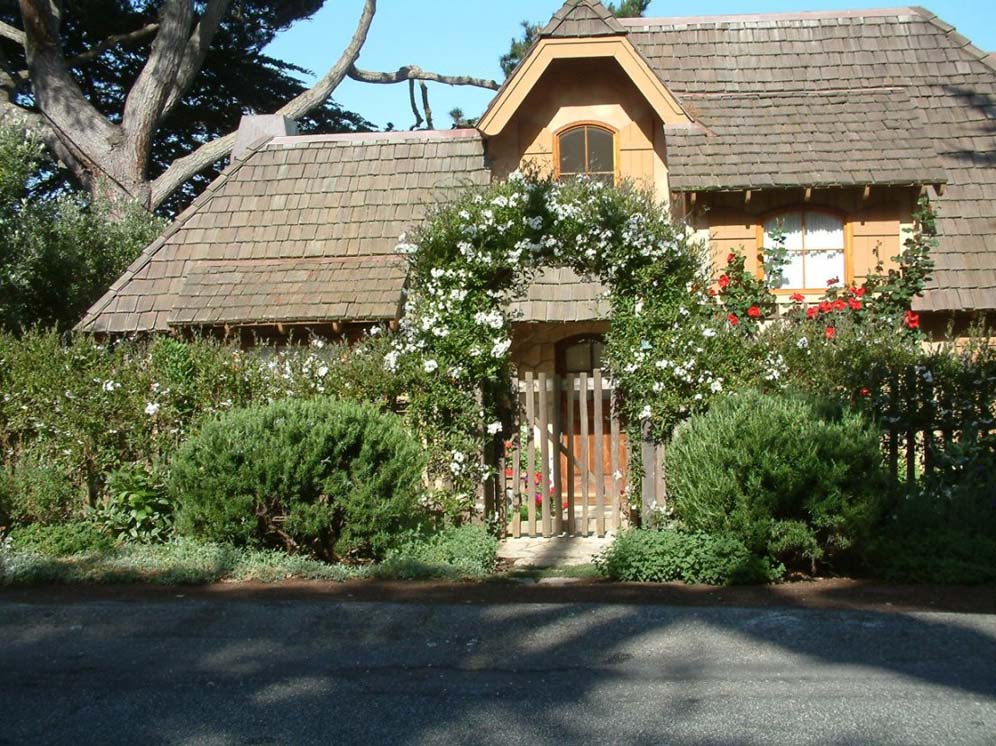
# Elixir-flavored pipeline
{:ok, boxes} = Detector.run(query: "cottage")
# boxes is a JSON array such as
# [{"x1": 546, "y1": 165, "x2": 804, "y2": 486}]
[
  {"x1": 81, "y1": 2, "x2": 995, "y2": 356},
  {"x1": 78, "y1": 1, "x2": 996, "y2": 535}
]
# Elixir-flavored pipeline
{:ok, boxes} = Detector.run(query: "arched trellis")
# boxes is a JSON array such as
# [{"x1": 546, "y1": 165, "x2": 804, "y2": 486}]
[{"x1": 389, "y1": 172, "x2": 732, "y2": 527}]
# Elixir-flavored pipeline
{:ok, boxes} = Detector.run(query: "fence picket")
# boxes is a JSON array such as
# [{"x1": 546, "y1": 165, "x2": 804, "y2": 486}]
[
  {"x1": 524, "y1": 371, "x2": 537, "y2": 537},
  {"x1": 566, "y1": 376, "x2": 576, "y2": 535},
  {"x1": 552, "y1": 374, "x2": 563, "y2": 535},
  {"x1": 609, "y1": 395, "x2": 621, "y2": 532},
  {"x1": 593, "y1": 369, "x2": 606, "y2": 537},
  {"x1": 538, "y1": 371, "x2": 552, "y2": 538},
  {"x1": 579, "y1": 372, "x2": 590, "y2": 537}
]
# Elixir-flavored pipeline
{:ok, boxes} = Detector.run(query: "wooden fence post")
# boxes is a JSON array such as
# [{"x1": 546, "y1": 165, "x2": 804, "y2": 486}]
[{"x1": 641, "y1": 418, "x2": 656, "y2": 529}]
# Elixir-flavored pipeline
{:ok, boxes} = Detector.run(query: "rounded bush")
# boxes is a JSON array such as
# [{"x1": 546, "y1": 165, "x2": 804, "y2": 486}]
[
  {"x1": 667, "y1": 389, "x2": 889, "y2": 571},
  {"x1": 594, "y1": 529, "x2": 779, "y2": 585},
  {"x1": 170, "y1": 398, "x2": 426, "y2": 560}
]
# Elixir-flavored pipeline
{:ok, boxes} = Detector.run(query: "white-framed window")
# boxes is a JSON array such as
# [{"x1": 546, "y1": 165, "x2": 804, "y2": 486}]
[{"x1": 762, "y1": 210, "x2": 846, "y2": 290}]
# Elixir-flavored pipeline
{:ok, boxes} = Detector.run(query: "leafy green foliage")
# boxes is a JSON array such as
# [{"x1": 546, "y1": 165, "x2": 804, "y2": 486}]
[
  {"x1": 1, "y1": 453, "x2": 82, "y2": 526},
  {"x1": 595, "y1": 529, "x2": 781, "y2": 585},
  {"x1": 380, "y1": 524, "x2": 500, "y2": 579},
  {"x1": 93, "y1": 464, "x2": 173, "y2": 543},
  {"x1": 0, "y1": 128, "x2": 163, "y2": 332},
  {"x1": 0, "y1": 537, "x2": 367, "y2": 587},
  {"x1": 8, "y1": 521, "x2": 115, "y2": 556},
  {"x1": 170, "y1": 398, "x2": 426, "y2": 561},
  {"x1": 667, "y1": 390, "x2": 890, "y2": 572},
  {"x1": 0, "y1": 330, "x2": 408, "y2": 521},
  {"x1": 870, "y1": 438, "x2": 996, "y2": 583}
]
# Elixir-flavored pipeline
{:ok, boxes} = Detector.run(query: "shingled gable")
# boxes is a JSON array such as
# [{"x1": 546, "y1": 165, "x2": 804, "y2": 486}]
[
  {"x1": 621, "y1": 6, "x2": 996, "y2": 312},
  {"x1": 539, "y1": 0, "x2": 626, "y2": 38},
  {"x1": 78, "y1": 130, "x2": 490, "y2": 334}
]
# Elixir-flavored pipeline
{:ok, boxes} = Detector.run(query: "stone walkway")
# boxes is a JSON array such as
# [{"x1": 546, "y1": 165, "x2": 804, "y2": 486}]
[{"x1": 497, "y1": 535, "x2": 615, "y2": 567}]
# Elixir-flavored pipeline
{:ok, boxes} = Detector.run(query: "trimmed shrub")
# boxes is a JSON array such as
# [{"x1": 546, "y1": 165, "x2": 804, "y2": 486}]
[
  {"x1": 595, "y1": 529, "x2": 780, "y2": 585},
  {"x1": 667, "y1": 389, "x2": 890, "y2": 572},
  {"x1": 3, "y1": 454, "x2": 83, "y2": 525},
  {"x1": 381, "y1": 524, "x2": 499, "y2": 578},
  {"x1": 9, "y1": 521, "x2": 115, "y2": 556},
  {"x1": 170, "y1": 398, "x2": 426, "y2": 560}
]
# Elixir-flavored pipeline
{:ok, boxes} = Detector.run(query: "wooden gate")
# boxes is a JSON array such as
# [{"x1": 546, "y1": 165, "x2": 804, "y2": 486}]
[{"x1": 502, "y1": 370, "x2": 629, "y2": 537}]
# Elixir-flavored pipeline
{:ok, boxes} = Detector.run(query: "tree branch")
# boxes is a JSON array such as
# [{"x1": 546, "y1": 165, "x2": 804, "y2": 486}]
[
  {"x1": 0, "y1": 20, "x2": 26, "y2": 46},
  {"x1": 17, "y1": 0, "x2": 120, "y2": 166},
  {"x1": 161, "y1": 0, "x2": 231, "y2": 118},
  {"x1": 151, "y1": 0, "x2": 376, "y2": 210},
  {"x1": 276, "y1": 0, "x2": 376, "y2": 120},
  {"x1": 348, "y1": 64, "x2": 499, "y2": 90},
  {"x1": 149, "y1": 130, "x2": 235, "y2": 208},
  {"x1": 67, "y1": 23, "x2": 159, "y2": 67},
  {"x1": 407, "y1": 78, "x2": 422, "y2": 130},
  {"x1": 122, "y1": 0, "x2": 194, "y2": 180},
  {"x1": 420, "y1": 81, "x2": 433, "y2": 129}
]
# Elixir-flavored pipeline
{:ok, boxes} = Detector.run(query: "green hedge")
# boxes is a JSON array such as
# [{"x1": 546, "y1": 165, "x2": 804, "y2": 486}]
[
  {"x1": 667, "y1": 389, "x2": 889, "y2": 572},
  {"x1": 170, "y1": 398, "x2": 426, "y2": 560},
  {"x1": 595, "y1": 529, "x2": 780, "y2": 585}
]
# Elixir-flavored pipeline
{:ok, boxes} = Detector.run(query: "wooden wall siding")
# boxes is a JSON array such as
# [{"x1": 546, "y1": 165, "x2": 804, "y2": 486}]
[
  {"x1": 489, "y1": 58, "x2": 669, "y2": 200},
  {"x1": 690, "y1": 186, "x2": 916, "y2": 293}
]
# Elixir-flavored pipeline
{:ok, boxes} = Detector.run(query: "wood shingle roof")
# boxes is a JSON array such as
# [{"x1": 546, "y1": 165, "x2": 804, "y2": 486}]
[{"x1": 624, "y1": 7, "x2": 996, "y2": 312}]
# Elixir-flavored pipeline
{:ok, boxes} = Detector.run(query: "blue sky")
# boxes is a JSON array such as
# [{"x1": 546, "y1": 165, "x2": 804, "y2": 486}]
[{"x1": 265, "y1": 0, "x2": 996, "y2": 131}]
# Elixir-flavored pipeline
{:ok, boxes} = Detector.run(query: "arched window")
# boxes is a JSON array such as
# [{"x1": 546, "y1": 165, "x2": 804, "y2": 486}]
[
  {"x1": 762, "y1": 210, "x2": 846, "y2": 291},
  {"x1": 556, "y1": 124, "x2": 616, "y2": 185},
  {"x1": 556, "y1": 335, "x2": 605, "y2": 375}
]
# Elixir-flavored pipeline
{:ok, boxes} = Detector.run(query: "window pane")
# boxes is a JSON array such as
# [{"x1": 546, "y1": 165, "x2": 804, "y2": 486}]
[
  {"x1": 764, "y1": 212, "x2": 803, "y2": 251},
  {"x1": 564, "y1": 343, "x2": 592, "y2": 373},
  {"x1": 559, "y1": 128, "x2": 586, "y2": 176},
  {"x1": 587, "y1": 127, "x2": 614, "y2": 173},
  {"x1": 805, "y1": 212, "x2": 844, "y2": 250},
  {"x1": 807, "y1": 250, "x2": 845, "y2": 288},
  {"x1": 781, "y1": 251, "x2": 805, "y2": 289},
  {"x1": 591, "y1": 340, "x2": 605, "y2": 370},
  {"x1": 590, "y1": 172, "x2": 615, "y2": 186}
]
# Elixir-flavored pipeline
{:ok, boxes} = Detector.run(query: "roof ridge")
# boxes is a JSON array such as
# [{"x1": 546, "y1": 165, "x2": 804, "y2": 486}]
[
  {"x1": 909, "y1": 6, "x2": 996, "y2": 73},
  {"x1": 267, "y1": 128, "x2": 482, "y2": 147},
  {"x1": 76, "y1": 136, "x2": 272, "y2": 332},
  {"x1": 621, "y1": 7, "x2": 923, "y2": 27}
]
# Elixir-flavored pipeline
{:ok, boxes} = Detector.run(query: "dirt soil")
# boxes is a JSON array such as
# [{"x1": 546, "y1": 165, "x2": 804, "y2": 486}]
[{"x1": 2, "y1": 577, "x2": 994, "y2": 614}]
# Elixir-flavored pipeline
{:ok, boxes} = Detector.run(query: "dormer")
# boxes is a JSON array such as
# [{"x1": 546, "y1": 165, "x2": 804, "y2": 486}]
[{"x1": 478, "y1": 0, "x2": 693, "y2": 200}]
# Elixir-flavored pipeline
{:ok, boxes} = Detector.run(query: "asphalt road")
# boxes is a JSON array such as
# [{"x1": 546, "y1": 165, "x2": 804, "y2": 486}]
[{"x1": 1, "y1": 597, "x2": 994, "y2": 745}]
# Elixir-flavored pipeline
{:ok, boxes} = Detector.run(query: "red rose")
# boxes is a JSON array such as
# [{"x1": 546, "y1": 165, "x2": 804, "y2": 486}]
[
  {"x1": 859, "y1": 387, "x2": 871, "y2": 397},
  {"x1": 819, "y1": 301, "x2": 832, "y2": 314},
  {"x1": 708, "y1": 288, "x2": 717, "y2": 297},
  {"x1": 825, "y1": 326, "x2": 836, "y2": 340},
  {"x1": 854, "y1": 287, "x2": 867, "y2": 298},
  {"x1": 747, "y1": 305, "x2": 762, "y2": 318},
  {"x1": 728, "y1": 313, "x2": 740, "y2": 326},
  {"x1": 534, "y1": 471, "x2": 542, "y2": 485},
  {"x1": 848, "y1": 298, "x2": 863, "y2": 311},
  {"x1": 827, "y1": 276, "x2": 840, "y2": 286},
  {"x1": 718, "y1": 274, "x2": 731, "y2": 289},
  {"x1": 727, "y1": 253, "x2": 736, "y2": 264},
  {"x1": 789, "y1": 293, "x2": 805, "y2": 303},
  {"x1": 806, "y1": 307, "x2": 818, "y2": 319},
  {"x1": 831, "y1": 299, "x2": 847, "y2": 312},
  {"x1": 505, "y1": 468, "x2": 513, "y2": 478},
  {"x1": 904, "y1": 310, "x2": 920, "y2": 330}
]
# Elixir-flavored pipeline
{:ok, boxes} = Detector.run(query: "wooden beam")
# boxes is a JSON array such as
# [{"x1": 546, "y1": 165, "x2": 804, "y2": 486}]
[
  {"x1": 744, "y1": 189, "x2": 752, "y2": 206},
  {"x1": 934, "y1": 183, "x2": 946, "y2": 196},
  {"x1": 388, "y1": 319, "x2": 400, "y2": 332},
  {"x1": 804, "y1": 187, "x2": 812, "y2": 203},
  {"x1": 863, "y1": 185, "x2": 872, "y2": 201},
  {"x1": 331, "y1": 321, "x2": 344, "y2": 335}
]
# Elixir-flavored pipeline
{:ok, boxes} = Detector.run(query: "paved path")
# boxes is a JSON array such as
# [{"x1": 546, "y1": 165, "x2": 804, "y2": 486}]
[
  {"x1": 1, "y1": 597, "x2": 994, "y2": 745},
  {"x1": 498, "y1": 535, "x2": 614, "y2": 566}
]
